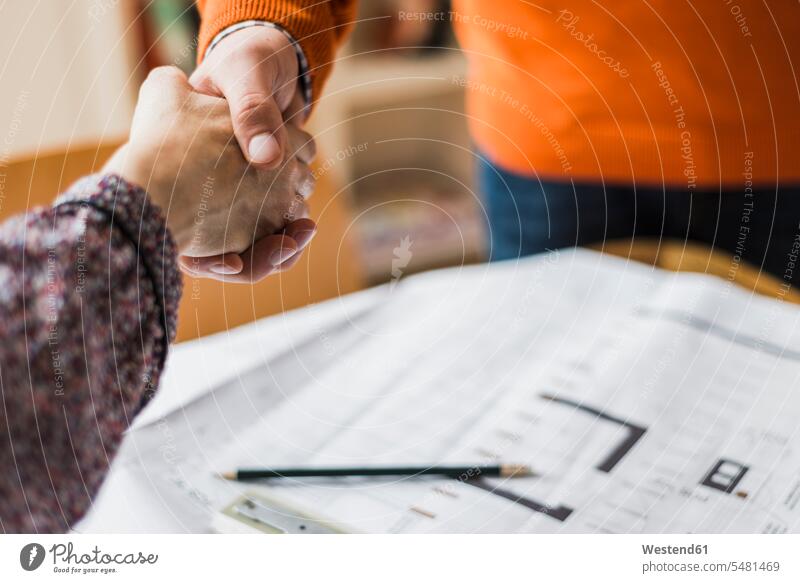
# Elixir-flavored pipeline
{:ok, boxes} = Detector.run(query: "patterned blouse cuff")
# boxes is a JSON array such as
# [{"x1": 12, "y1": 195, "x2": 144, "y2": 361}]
[{"x1": 55, "y1": 173, "x2": 183, "y2": 345}]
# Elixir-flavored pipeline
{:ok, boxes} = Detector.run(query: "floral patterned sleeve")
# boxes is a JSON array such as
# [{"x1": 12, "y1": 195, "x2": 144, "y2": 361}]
[{"x1": 0, "y1": 174, "x2": 182, "y2": 533}]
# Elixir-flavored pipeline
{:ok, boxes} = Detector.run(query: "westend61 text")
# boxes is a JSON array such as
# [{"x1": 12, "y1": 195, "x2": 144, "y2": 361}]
[{"x1": 642, "y1": 544, "x2": 708, "y2": 555}]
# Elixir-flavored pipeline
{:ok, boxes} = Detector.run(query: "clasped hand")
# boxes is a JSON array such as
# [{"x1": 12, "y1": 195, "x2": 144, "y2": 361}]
[{"x1": 104, "y1": 66, "x2": 316, "y2": 281}]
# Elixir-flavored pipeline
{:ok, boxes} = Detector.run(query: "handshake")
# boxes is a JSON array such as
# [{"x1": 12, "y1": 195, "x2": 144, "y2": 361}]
[{"x1": 104, "y1": 63, "x2": 316, "y2": 282}]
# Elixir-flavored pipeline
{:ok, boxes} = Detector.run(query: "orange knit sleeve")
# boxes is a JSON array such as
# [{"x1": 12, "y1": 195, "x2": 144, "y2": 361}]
[{"x1": 196, "y1": 0, "x2": 357, "y2": 102}]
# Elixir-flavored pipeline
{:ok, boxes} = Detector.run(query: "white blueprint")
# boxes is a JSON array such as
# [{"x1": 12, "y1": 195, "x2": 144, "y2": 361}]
[{"x1": 80, "y1": 249, "x2": 800, "y2": 533}]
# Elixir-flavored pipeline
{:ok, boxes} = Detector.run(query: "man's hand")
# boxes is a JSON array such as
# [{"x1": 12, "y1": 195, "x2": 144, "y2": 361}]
[
  {"x1": 188, "y1": 25, "x2": 315, "y2": 280},
  {"x1": 191, "y1": 25, "x2": 303, "y2": 165}
]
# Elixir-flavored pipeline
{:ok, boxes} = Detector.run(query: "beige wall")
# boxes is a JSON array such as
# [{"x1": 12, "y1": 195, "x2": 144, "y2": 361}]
[{"x1": 0, "y1": 0, "x2": 139, "y2": 161}]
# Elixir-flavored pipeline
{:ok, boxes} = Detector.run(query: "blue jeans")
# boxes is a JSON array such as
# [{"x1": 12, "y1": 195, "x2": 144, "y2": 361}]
[{"x1": 477, "y1": 156, "x2": 800, "y2": 285}]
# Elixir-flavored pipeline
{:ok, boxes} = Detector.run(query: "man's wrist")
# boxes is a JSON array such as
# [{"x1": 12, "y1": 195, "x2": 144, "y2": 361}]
[{"x1": 205, "y1": 20, "x2": 312, "y2": 116}]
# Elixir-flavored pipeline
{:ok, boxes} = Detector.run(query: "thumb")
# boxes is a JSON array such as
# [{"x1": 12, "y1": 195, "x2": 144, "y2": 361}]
[
  {"x1": 226, "y1": 84, "x2": 288, "y2": 168},
  {"x1": 189, "y1": 26, "x2": 299, "y2": 168},
  {"x1": 191, "y1": 58, "x2": 289, "y2": 169}
]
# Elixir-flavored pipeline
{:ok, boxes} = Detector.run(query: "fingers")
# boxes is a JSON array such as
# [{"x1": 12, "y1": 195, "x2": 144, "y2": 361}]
[
  {"x1": 289, "y1": 127, "x2": 317, "y2": 165},
  {"x1": 272, "y1": 249, "x2": 303, "y2": 272},
  {"x1": 243, "y1": 234, "x2": 298, "y2": 281},
  {"x1": 179, "y1": 253, "x2": 244, "y2": 277},
  {"x1": 286, "y1": 127, "x2": 316, "y2": 199},
  {"x1": 179, "y1": 219, "x2": 317, "y2": 283},
  {"x1": 241, "y1": 219, "x2": 317, "y2": 280},
  {"x1": 283, "y1": 218, "x2": 317, "y2": 249},
  {"x1": 198, "y1": 234, "x2": 295, "y2": 283},
  {"x1": 294, "y1": 163, "x2": 316, "y2": 200},
  {"x1": 277, "y1": 219, "x2": 316, "y2": 271}
]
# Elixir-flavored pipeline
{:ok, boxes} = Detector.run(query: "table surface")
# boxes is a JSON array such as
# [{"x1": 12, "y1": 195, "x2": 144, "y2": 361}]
[{"x1": 598, "y1": 239, "x2": 799, "y2": 305}]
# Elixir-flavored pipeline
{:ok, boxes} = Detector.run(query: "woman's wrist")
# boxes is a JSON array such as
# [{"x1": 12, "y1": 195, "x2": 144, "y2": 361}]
[
  {"x1": 102, "y1": 145, "x2": 193, "y2": 252},
  {"x1": 54, "y1": 174, "x2": 183, "y2": 328}
]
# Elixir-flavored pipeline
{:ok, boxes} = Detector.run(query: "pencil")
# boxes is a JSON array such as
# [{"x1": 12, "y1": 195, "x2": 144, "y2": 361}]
[{"x1": 219, "y1": 464, "x2": 534, "y2": 481}]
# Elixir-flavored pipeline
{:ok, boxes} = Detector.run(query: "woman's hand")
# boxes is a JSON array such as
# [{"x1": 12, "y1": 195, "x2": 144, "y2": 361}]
[{"x1": 103, "y1": 66, "x2": 316, "y2": 265}]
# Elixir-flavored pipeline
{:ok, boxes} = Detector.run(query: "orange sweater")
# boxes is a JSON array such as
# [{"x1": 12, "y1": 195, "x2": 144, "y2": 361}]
[{"x1": 197, "y1": 1, "x2": 800, "y2": 187}]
